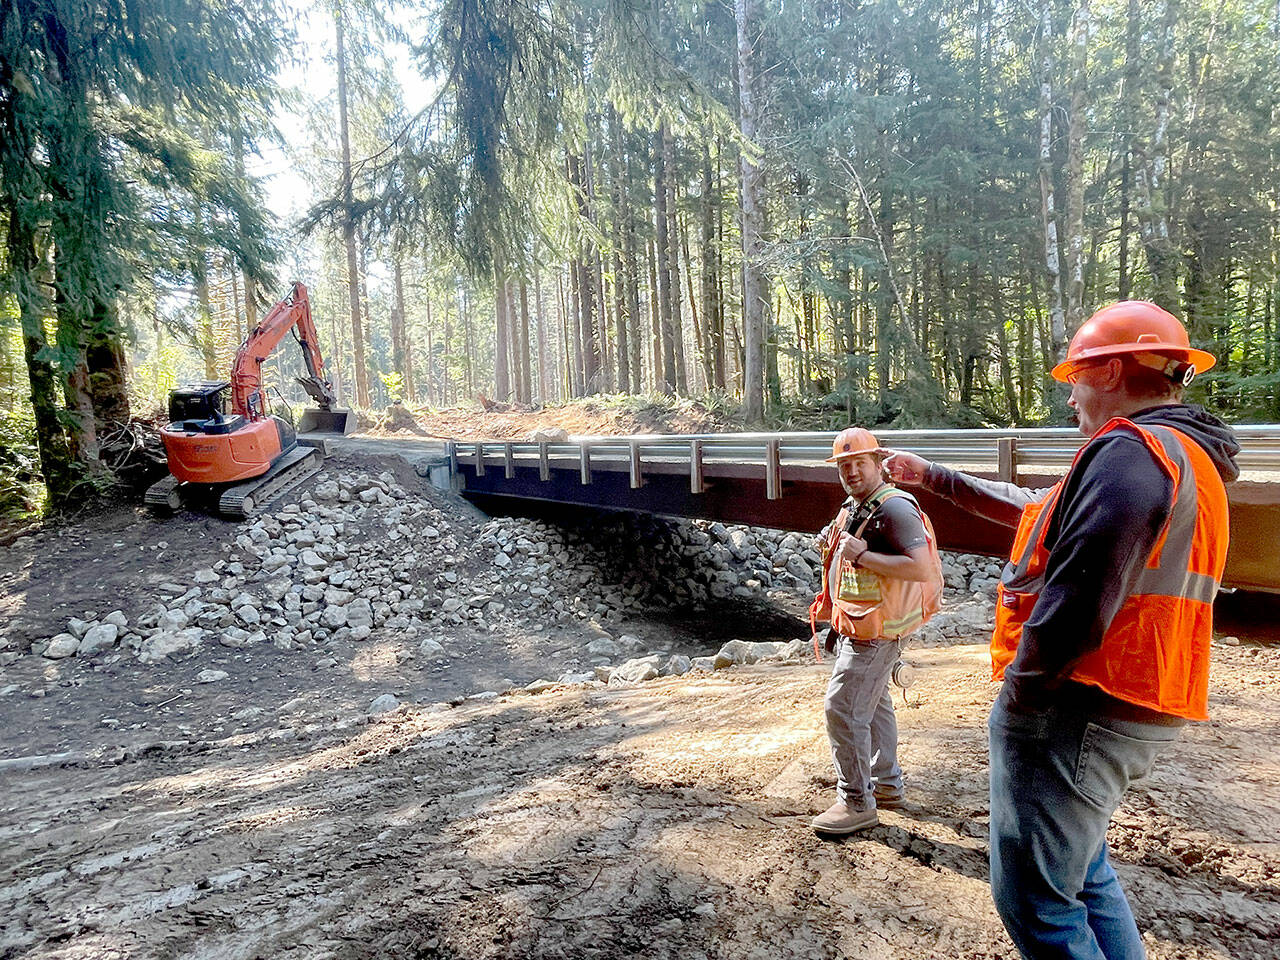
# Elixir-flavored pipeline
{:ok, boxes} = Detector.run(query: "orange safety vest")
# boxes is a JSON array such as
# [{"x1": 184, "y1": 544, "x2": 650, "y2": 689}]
[
  {"x1": 991, "y1": 418, "x2": 1230, "y2": 721},
  {"x1": 810, "y1": 486, "x2": 944, "y2": 653}
]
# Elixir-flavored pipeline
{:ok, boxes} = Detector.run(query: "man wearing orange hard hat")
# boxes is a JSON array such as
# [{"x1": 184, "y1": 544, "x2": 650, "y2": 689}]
[
  {"x1": 807, "y1": 426, "x2": 943, "y2": 835},
  {"x1": 881, "y1": 301, "x2": 1238, "y2": 959}
]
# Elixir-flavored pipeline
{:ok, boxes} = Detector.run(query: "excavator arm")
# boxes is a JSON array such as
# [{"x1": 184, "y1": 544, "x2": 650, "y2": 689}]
[{"x1": 230, "y1": 281, "x2": 336, "y2": 420}]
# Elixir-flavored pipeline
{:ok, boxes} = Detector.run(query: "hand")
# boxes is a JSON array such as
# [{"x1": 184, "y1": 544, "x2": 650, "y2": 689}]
[
  {"x1": 878, "y1": 448, "x2": 929, "y2": 485},
  {"x1": 838, "y1": 532, "x2": 868, "y2": 564}
]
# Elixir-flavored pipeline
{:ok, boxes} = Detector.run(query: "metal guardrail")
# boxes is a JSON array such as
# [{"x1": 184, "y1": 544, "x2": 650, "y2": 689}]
[{"x1": 451, "y1": 425, "x2": 1280, "y2": 487}]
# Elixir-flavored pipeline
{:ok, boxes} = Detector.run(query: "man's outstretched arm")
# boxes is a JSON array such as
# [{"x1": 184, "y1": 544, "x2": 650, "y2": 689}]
[{"x1": 879, "y1": 448, "x2": 1052, "y2": 528}]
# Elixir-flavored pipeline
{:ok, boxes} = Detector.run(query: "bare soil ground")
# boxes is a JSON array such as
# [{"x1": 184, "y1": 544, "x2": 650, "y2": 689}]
[
  {"x1": 1, "y1": 456, "x2": 1278, "y2": 959},
  {"x1": 2, "y1": 644, "x2": 1277, "y2": 960},
  {"x1": 362, "y1": 397, "x2": 740, "y2": 441}
]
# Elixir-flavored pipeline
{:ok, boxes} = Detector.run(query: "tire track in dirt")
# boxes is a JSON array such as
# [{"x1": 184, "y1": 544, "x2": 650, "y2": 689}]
[{"x1": 3, "y1": 646, "x2": 1278, "y2": 959}]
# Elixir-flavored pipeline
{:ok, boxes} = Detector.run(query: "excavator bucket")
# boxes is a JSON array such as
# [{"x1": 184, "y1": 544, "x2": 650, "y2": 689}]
[{"x1": 298, "y1": 407, "x2": 357, "y2": 435}]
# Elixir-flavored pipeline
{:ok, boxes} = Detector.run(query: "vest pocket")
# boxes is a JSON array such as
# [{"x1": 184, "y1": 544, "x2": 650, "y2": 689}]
[{"x1": 838, "y1": 562, "x2": 881, "y2": 604}]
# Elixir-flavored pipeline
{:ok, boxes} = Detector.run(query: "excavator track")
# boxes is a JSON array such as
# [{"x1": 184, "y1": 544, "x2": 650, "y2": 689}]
[
  {"x1": 147, "y1": 445, "x2": 323, "y2": 519},
  {"x1": 143, "y1": 474, "x2": 183, "y2": 512},
  {"x1": 216, "y1": 446, "x2": 322, "y2": 519}
]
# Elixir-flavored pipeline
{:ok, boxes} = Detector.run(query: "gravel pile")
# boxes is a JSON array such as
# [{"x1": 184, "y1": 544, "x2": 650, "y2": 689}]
[{"x1": 28, "y1": 465, "x2": 1005, "y2": 669}]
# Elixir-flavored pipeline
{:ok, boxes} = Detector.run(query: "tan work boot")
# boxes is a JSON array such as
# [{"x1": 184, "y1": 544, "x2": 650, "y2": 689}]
[{"x1": 811, "y1": 801, "x2": 878, "y2": 835}]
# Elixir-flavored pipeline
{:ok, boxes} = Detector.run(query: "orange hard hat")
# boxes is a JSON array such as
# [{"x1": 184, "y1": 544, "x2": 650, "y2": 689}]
[
  {"x1": 825, "y1": 427, "x2": 881, "y2": 462},
  {"x1": 1050, "y1": 301, "x2": 1216, "y2": 384}
]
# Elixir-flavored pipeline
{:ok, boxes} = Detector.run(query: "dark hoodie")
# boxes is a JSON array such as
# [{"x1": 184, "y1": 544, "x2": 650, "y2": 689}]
[{"x1": 924, "y1": 403, "x2": 1239, "y2": 719}]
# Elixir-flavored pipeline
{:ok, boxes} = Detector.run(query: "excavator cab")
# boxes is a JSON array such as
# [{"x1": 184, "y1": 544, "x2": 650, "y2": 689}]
[{"x1": 168, "y1": 381, "x2": 233, "y2": 428}]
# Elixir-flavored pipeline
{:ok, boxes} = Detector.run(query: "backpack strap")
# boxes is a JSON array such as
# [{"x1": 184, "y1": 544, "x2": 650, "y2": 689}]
[{"x1": 849, "y1": 485, "x2": 910, "y2": 538}]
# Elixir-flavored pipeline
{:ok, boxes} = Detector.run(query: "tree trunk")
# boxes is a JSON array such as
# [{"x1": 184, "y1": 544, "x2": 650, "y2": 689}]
[
  {"x1": 624, "y1": 150, "x2": 644, "y2": 393},
  {"x1": 568, "y1": 252, "x2": 585, "y2": 396},
  {"x1": 336, "y1": 6, "x2": 369, "y2": 408},
  {"x1": 1132, "y1": 0, "x2": 1180, "y2": 310},
  {"x1": 462, "y1": 289, "x2": 475, "y2": 397},
  {"x1": 654, "y1": 127, "x2": 677, "y2": 394},
  {"x1": 647, "y1": 237, "x2": 662, "y2": 393},
  {"x1": 1036, "y1": 0, "x2": 1068, "y2": 365},
  {"x1": 442, "y1": 291, "x2": 454, "y2": 405},
  {"x1": 682, "y1": 223, "x2": 711, "y2": 392},
  {"x1": 9, "y1": 203, "x2": 75, "y2": 506},
  {"x1": 735, "y1": 0, "x2": 766, "y2": 422},
  {"x1": 391, "y1": 258, "x2": 408, "y2": 399},
  {"x1": 80, "y1": 286, "x2": 131, "y2": 440},
  {"x1": 1063, "y1": 0, "x2": 1090, "y2": 332},
  {"x1": 664, "y1": 131, "x2": 687, "y2": 393},
  {"x1": 534, "y1": 269, "x2": 548, "y2": 402},
  {"x1": 608, "y1": 113, "x2": 632, "y2": 395},
  {"x1": 518, "y1": 279, "x2": 532, "y2": 404},
  {"x1": 493, "y1": 269, "x2": 512, "y2": 401},
  {"x1": 192, "y1": 244, "x2": 217, "y2": 380},
  {"x1": 702, "y1": 147, "x2": 726, "y2": 390}
]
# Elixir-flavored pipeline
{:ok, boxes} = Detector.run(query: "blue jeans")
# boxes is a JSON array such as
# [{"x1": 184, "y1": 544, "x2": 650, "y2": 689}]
[
  {"x1": 824, "y1": 638, "x2": 902, "y2": 809},
  {"x1": 988, "y1": 692, "x2": 1181, "y2": 960}
]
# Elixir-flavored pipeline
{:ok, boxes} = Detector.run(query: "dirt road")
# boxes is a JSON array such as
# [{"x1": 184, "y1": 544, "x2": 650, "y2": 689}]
[{"x1": 3, "y1": 641, "x2": 1277, "y2": 960}]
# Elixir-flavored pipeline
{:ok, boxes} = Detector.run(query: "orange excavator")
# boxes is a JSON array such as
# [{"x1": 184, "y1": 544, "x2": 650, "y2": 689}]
[{"x1": 145, "y1": 281, "x2": 355, "y2": 518}]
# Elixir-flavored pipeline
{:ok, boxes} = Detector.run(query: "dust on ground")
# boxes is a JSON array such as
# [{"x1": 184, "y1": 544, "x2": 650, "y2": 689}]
[{"x1": 1, "y1": 460, "x2": 1279, "y2": 959}]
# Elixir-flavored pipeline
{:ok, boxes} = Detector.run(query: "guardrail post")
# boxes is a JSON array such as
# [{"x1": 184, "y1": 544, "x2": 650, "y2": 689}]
[
  {"x1": 690, "y1": 439, "x2": 705, "y2": 493},
  {"x1": 766, "y1": 438, "x2": 782, "y2": 500},
  {"x1": 539, "y1": 443, "x2": 550, "y2": 481},
  {"x1": 474, "y1": 441, "x2": 485, "y2": 476},
  {"x1": 579, "y1": 442, "x2": 592, "y2": 485},
  {"x1": 446, "y1": 440, "x2": 457, "y2": 476},
  {"x1": 629, "y1": 440, "x2": 644, "y2": 489},
  {"x1": 504, "y1": 442, "x2": 515, "y2": 479},
  {"x1": 998, "y1": 437, "x2": 1019, "y2": 484}
]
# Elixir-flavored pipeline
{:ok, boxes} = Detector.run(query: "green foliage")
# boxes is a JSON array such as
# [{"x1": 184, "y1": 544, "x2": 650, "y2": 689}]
[
  {"x1": 0, "y1": 0, "x2": 288, "y2": 508},
  {"x1": 0, "y1": 403, "x2": 43, "y2": 520},
  {"x1": 380, "y1": 370, "x2": 405, "y2": 402}
]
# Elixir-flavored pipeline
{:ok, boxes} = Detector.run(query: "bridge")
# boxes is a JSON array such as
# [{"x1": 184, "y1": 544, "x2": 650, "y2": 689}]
[
  {"x1": 439, "y1": 426, "x2": 1280, "y2": 595},
  {"x1": 305, "y1": 425, "x2": 1280, "y2": 594}
]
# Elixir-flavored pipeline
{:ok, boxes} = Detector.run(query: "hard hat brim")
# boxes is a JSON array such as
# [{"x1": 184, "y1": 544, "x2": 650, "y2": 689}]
[
  {"x1": 1050, "y1": 343, "x2": 1217, "y2": 383},
  {"x1": 825, "y1": 445, "x2": 883, "y2": 462}
]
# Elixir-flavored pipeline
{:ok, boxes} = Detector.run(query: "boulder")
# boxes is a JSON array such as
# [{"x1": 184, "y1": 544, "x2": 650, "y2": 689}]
[
  {"x1": 77, "y1": 623, "x2": 119, "y2": 657},
  {"x1": 368, "y1": 693, "x2": 400, "y2": 715},
  {"x1": 321, "y1": 606, "x2": 348, "y2": 629},
  {"x1": 43, "y1": 633, "x2": 80, "y2": 659},
  {"x1": 418, "y1": 638, "x2": 446, "y2": 658},
  {"x1": 138, "y1": 628, "x2": 203, "y2": 664},
  {"x1": 158, "y1": 609, "x2": 189, "y2": 631},
  {"x1": 663, "y1": 654, "x2": 692, "y2": 676},
  {"x1": 713, "y1": 639, "x2": 790, "y2": 669},
  {"x1": 609, "y1": 655, "x2": 662, "y2": 685},
  {"x1": 586, "y1": 636, "x2": 620, "y2": 658},
  {"x1": 526, "y1": 426, "x2": 569, "y2": 442},
  {"x1": 346, "y1": 598, "x2": 374, "y2": 629}
]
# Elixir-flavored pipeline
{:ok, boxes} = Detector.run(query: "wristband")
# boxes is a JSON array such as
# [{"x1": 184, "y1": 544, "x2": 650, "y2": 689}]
[{"x1": 851, "y1": 547, "x2": 869, "y2": 567}]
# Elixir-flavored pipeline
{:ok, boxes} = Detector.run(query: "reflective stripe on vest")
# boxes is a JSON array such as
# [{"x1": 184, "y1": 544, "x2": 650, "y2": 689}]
[{"x1": 990, "y1": 418, "x2": 1229, "y2": 721}]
